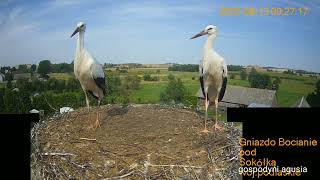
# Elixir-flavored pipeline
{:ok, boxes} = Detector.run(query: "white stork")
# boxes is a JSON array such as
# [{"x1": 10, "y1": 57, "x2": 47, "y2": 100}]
[
  {"x1": 70, "y1": 22, "x2": 106, "y2": 128},
  {"x1": 191, "y1": 25, "x2": 228, "y2": 133}
]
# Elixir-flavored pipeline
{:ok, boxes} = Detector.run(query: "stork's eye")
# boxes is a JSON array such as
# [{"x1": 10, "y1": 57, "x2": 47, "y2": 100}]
[{"x1": 207, "y1": 28, "x2": 213, "y2": 31}]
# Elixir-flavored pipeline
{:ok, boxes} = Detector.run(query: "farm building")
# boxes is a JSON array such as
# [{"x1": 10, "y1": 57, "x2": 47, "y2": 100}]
[
  {"x1": 0, "y1": 73, "x2": 4, "y2": 82},
  {"x1": 264, "y1": 67, "x2": 292, "y2": 73},
  {"x1": 13, "y1": 73, "x2": 31, "y2": 80},
  {"x1": 197, "y1": 85, "x2": 278, "y2": 111},
  {"x1": 291, "y1": 96, "x2": 310, "y2": 108}
]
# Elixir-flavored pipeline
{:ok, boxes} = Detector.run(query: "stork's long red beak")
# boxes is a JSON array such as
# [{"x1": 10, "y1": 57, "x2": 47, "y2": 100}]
[{"x1": 190, "y1": 30, "x2": 208, "y2": 39}]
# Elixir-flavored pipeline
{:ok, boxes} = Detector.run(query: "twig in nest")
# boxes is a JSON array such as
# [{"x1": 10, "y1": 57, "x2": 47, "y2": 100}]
[
  {"x1": 211, "y1": 144, "x2": 233, "y2": 152},
  {"x1": 80, "y1": 137, "x2": 97, "y2": 141},
  {"x1": 187, "y1": 160, "x2": 199, "y2": 180},
  {"x1": 228, "y1": 156, "x2": 237, "y2": 162},
  {"x1": 42, "y1": 152, "x2": 76, "y2": 156},
  {"x1": 207, "y1": 147, "x2": 214, "y2": 164},
  {"x1": 160, "y1": 162, "x2": 170, "y2": 179},
  {"x1": 103, "y1": 171, "x2": 135, "y2": 180}
]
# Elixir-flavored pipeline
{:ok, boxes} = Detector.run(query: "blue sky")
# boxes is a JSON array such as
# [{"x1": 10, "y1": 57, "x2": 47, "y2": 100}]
[{"x1": 0, "y1": 0, "x2": 319, "y2": 72}]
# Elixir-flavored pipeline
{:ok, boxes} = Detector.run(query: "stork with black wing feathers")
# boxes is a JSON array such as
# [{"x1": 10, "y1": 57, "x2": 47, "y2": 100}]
[
  {"x1": 70, "y1": 22, "x2": 106, "y2": 129},
  {"x1": 191, "y1": 25, "x2": 228, "y2": 133}
]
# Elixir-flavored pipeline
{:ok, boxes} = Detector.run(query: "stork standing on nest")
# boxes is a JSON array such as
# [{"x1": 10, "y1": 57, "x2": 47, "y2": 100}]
[
  {"x1": 191, "y1": 25, "x2": 228, "y2": 133},
  {"x1": 70, "y1": 22, "x2": 106, "y2": 128}
]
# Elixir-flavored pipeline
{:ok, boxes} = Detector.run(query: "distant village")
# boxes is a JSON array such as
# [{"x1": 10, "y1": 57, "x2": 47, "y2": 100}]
[
  {"x1": 1, "y1": 63, "x2": 319, "y2": 83},
  {"x1": 0, "y1": 62, "x2": 319, "y2": 115}
]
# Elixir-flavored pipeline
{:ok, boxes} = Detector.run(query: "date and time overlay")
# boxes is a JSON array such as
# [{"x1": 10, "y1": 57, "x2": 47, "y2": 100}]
[{"x1": 220, "y1": 7, "x2": 310, "y2": 16}]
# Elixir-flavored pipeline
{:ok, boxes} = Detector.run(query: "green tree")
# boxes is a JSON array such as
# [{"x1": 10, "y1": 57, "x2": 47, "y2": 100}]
[
  {"x1": 125, "y1": 75, "x2": 141, "y2": 90},
  {"x1": 38, "y1": 60, "x2": 52, "y2": 77},
  {"x1": 16, "y1": 79, "x2": 32, "y2": 93},
  {"x1": 168, "y1": 64, "x2": 198, "y2": 72},
  {"x1": 0, "y1": 88, "x2": 5, "y2": 112},
  {"x1": 227, "y1": 65, "x2": 243, "y2": 71},
  {"x1": 105, "y1": 73, "x2": 121, "y2": 103},
  {"x1": 168, "y1": 73, "x2": 175, "y2": 80},
  {"x1": 3, "y1": 88, "x2": 31, "y2": 113},
  {"x1": 51, "y1": 63, "x2": 73, "y2": 73},
  {"x1": 31, "y1": 64, "x2": 37, "y2": 72},
  {"x1": 306, "y1": 80, "x2": 320, "y2": 107},
  {"x1": 143, "y1": 73, "x2": 151, "y2": 81},
  {"x1": 249, "y1": 72, "x2": 272, "y2": 89},
  {"x1": 67, "y1": 78, "x2": 81, "y2": 91},
  {"x1": 272, "y1": 77, "x2": 281, "y2": 90},
  {"x1": 160, "y1": 75, "x2": 186, "y2": 103},
  {"x1": 248, "y1": 68, "x2": 257, "y2": 82},
  {"x1": 143, "y1": 73, "x2": 158, "y2": 81},
  {"x1": 3, "y1": 88, "x2": 16, "y2": 112},
  {"x1": 5, "y1": 72, "x2": 13, "y2": 81},
  {"x1": 18, "y1": 64, "x2": 28, "y2": 73},
  {"x1": 6, "y1": 80, "x2": 12, "y2": 89},
  {"x1": 240, "y1": 70, "x2": 247, "y2": 80},
  {"x1": 316, "y1": 80, "x2": 320, "y2": 93}
]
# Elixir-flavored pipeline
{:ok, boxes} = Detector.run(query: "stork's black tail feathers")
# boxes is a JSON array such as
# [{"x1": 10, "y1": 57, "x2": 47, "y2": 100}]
[
  {"x1": 199, "y1": 76, "x2": 206, "y2": 100},
  {"x1": 218, "y1": 77, "x2": 227, "y2": 102},
  {"x1": 94, "y1": 77, "x2": 106, "y2": 95}
]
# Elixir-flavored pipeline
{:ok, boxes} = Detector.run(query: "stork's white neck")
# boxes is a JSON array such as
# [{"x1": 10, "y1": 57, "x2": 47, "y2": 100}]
[
  {"x1": 203, "y1": 34, "x2": 216, "y2": 55},
  {"x1": 76, "y1": 31, "x2": 84, "y2": 55}
]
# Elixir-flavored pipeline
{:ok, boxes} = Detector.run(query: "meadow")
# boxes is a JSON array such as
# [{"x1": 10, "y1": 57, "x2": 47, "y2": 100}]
[
  {"x1": 36, "y1": 67, "x2": 318, "y2": 107},
  {"x1": 101, "y1": 68, "x2": 317, "y2": 107}
]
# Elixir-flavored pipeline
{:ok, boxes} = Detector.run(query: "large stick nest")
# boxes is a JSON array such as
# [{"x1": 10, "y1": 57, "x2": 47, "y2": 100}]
[{"x1": 31, "y1": 104, "x2": 241, "y2": 179}]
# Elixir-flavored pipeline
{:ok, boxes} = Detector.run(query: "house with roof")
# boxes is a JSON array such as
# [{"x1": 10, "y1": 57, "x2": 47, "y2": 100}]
[
  {"x1": 13, "y1": 73, "x2": 31, "y2": 80},
  {"x1": 0, "y1": 73, "x2": 4, "y2": 82},
  {"x1": 197, "y1": 85, "x2": 278, "y2": 111}
]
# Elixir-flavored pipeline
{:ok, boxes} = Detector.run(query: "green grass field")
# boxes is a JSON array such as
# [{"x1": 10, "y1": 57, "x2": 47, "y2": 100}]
[
  {"x1": 125, "y1": 68, "x2": 317, "y2": 107},
  {"x1": 49, "y1": 67, "x2": 317, "y2": 107},
  {"x1": 130, "y1": 83, "x2": 166, "y2": 103}
]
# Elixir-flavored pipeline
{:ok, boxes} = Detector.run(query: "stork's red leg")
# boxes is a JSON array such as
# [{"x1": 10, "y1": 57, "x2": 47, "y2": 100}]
[
  {"x1": 201, "y1": 94, "x2": 210, "y2": 133},
  {"x1": 212, "y1": 98, "x2": 224, "y2": 131},
  {"x1": 94, "y1": 111, "x2": 101, "y2": 128},
  {"x1": 94, "y1": 100, "x2": 102, "y2": 129}
]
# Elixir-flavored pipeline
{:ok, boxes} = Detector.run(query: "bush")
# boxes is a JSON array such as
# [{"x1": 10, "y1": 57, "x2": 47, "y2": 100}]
[
  {"x1": 184, "y1": 96, "x2": 198, "y2": 107},
  {"x1": 51, "y1": 63, "x2": 73, "y2": 73},
  {"x1": 143, "y1": 73, "x2": 158, "y2": 81},
  {"x1": 230, "y1": 74, "x2": 235, "y2": 79},
  {"x1": 227, "y1": 65, "x2": 243, "y2": 71},
  {"x1": 272, "y1": 77, "x2": 281, "y2": 90},
  {"x1": 118, "y1": 69, "x2": 128, "y2": 73},
  {"x1": 38, "y1": 60, "x2": 52, "y2": 77},
  {"x1": 248, "y1": 70, "x2": 272, "y2": 89},
  {"x1": 2, "y1": 88, "x2": 32, "y2": 113},
  {"x1": 125, "y1": 75, "x2": 141, "y2": 90},
  {"x1": 32, "y1": 91, "x2": 84, "y2": 114},
  {"x1": 168, "y1": 64, "x2": 198, "y2": 72},
  {"x1": 240, "y1": 70, "x2": 247, "y2": 80},
  {"x1": 105, "y1": 73, "x2": 137, "y2": 104},
  {"x1": 160, "y1": 75, "x2": 186, "y2": 103},
  {"x1": 306, "y1": 80, "x2": 320, "y2": 107},
  {"x1": 106, "y1": 73, "x2": 121, "y2": 97}
]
